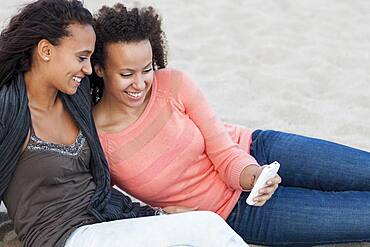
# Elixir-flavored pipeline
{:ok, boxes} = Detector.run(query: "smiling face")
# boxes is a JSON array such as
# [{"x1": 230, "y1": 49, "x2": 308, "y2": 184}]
[
  {"x1": 46, "y1": 23, "x2": 96, "y2": 95},
  {"x1": 95, "y1": 39, "x2": 154, "y2": 112}
]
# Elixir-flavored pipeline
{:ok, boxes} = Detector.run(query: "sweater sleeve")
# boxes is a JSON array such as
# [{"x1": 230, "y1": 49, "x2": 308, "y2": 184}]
[{"x1": 174, "y1": 70, "x2": 259, "y2": 190}]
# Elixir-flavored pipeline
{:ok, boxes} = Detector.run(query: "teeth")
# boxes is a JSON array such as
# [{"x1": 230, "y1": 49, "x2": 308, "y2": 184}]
[
  {"x1": 125, "y1": 91, "x2": 143, "y2": 98},
  {"x1": 72, "y1": 76, "x2": 82, "y2": 83}
]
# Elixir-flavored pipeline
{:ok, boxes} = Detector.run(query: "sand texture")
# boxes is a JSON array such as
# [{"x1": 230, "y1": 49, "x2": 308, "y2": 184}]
[{"x1": 1, "y1": 0, "x2": 370, "y2": 246}]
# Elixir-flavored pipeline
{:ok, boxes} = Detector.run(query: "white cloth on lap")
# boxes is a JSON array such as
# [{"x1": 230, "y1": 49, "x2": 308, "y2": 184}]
[{"x1": 65, "y1": 211, "x2": 248, "y2": 247}]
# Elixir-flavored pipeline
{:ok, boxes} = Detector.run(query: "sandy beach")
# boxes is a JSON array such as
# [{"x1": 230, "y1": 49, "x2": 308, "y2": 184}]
[
  {"x1": 2, "y1": 0, "x2": 369, "y2": 149},
  {"x1": 83, "y1": 0, "x2": 370, "y2": 152},
  {"x1": 0, "y1": 0, "x2": 370, "y2": 246},
  {"x1": 3, "y1": 0, "x2": 370, "y2": 152}
]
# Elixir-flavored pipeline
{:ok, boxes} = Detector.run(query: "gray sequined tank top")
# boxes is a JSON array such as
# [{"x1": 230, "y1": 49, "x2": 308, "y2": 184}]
[{"x1": 3, "y1": 129, "x2": 97, "y2": 247}]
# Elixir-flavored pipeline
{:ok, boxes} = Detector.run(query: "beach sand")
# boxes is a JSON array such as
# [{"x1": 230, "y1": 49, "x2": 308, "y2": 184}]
[
  {"x1": 85, "y1": 0, "x2": 370, "y2": 152},
  {"x1": 97, "y1": 0, "x2": 370, "y2": 152},
  {"x1": 1, "y1": 0, "x2": 370, "y2": 246}
]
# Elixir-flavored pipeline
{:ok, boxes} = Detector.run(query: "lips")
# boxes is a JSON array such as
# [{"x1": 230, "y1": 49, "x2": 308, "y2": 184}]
[
  {"x1": 125, "y1": 91, "x2": 144, "y2": 99},
  {"x1": 72, "y1": 76, "x2": 82, "y2": 87},
  {"x1": 72, "y1": 76, "x2": 82, "y2": 83}
]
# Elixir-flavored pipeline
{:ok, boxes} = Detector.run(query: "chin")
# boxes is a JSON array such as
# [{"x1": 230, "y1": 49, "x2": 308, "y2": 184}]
[
  {"x1": 130, "y1": 101, "x2": 146, "y2": 108},
  {"x1": 61, "y1": 87, "x2": 79, "y2": 95}
]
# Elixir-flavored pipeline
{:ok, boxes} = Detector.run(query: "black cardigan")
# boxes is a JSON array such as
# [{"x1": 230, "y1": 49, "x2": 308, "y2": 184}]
[{"x1": 0, "y1": 74, "x2": 154, "y2": 221}]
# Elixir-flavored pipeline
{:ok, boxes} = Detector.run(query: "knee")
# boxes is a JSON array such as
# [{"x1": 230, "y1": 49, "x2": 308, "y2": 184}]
[{"x1": 252, "y1": 129, "x2": 279, "y2": 141}]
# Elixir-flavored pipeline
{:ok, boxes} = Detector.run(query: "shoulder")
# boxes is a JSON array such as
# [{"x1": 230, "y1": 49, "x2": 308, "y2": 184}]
[
  {"x1": 0, "y1": 74, "x2": 26, "y2": 128},
  {"x1": 154, "y1": 68, "x2": 197, "y2": 95},
  {"x1": 154, "y1": 68, "x2": 189, "y2": 83},
  {"x1": 0, "y1": 81, "x2": 15, "y2": 106},
  {"x1": 0, "y1": 74, "x2": 29, "y2": 141}
]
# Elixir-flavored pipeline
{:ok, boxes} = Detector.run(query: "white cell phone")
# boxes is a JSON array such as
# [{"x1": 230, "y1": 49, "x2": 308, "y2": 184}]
[{"x1": 246, "y1": 161, "x2": 280, "y2": 206}]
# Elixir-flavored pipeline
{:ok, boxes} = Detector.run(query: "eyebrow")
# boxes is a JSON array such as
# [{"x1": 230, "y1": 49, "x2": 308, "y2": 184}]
[{"x1": 77, "y1": 49, "x2": 94, "y2": 54}]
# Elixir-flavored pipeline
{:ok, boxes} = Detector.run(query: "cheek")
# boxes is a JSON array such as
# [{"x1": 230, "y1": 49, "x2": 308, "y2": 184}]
[
  {"x1": 144, "y1": 73, "x2": 154, "y2": 85},
  {"x1": 106, "y1": 77, "x2": 131, "y2": 92},
  {"x1": 54, "y1": 54, "x2": 78, "y2": 72}
]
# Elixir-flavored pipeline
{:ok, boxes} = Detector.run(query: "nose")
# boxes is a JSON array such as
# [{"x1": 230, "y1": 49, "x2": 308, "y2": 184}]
[
  {"x1": 133, "y1": 74, "x2": 146, "y2": 90},
  {"x1": 82, "y1": 60, "x2": 93, "y2": 75}
]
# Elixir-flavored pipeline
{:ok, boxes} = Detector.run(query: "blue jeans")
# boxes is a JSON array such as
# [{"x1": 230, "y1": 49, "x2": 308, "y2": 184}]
[{"x1": 226, "y1": 130, "x2": 370, "y2": 246}]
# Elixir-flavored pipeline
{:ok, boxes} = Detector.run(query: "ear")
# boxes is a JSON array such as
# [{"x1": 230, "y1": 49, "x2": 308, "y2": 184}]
[
  {"x1": 94, "y1": 64, "x2": 104, "y2": 78},
  {"x1": 37, "y1": 39, "x2": 53, "y2": 62}
]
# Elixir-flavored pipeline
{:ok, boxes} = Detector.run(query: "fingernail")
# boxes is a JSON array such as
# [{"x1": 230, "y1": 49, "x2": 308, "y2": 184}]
[{"x1": 267, "y1": 181, "x2": 272, "y2": 185}]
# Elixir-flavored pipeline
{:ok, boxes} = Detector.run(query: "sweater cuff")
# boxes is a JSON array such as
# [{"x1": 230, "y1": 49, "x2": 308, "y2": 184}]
[{"x1": 229, "y1": 156, "x2": 259, "y2": 190}]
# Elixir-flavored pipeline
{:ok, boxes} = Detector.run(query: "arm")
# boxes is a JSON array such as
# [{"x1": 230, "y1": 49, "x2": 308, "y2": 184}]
[
  {"x1": 239, "y1": 164, "x2": 263, "y2": 190},
  {"x1": 0, "y1": 75, "x2": 30, "y2": 201},
  {"x1": 175, "y1": 70, "x2": 259, "y2": 191}
]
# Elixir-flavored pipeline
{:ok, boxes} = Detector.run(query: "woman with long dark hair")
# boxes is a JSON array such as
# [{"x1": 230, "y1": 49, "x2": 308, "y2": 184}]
[{"x1": 0, "y1": 0, "x2": 248, "y2": 246}]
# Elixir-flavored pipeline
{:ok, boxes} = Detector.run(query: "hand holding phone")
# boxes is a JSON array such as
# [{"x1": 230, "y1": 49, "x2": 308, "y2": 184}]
[{"x1": 246, "y1": 161, "x2": 280, "y2": 206}]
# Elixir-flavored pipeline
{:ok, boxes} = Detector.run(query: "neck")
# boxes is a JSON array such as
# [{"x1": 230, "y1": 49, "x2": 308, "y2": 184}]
[
  {"x1": 94, "y1": 92, "x2": 149, "y2": 128},
  {"x1": 24, "y1": 69, "x2": 59, "y2": 112},
  {"x1": 101, "y1": 95, "x2": 146, "y2": 117}
]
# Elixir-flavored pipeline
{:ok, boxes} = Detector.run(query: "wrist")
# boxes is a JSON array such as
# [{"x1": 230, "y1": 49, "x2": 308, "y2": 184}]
[
  {"x1": 239, "y1": 164, "x2": 262, "y2": 190},
  {"x1": 153, "y1": 207, "x2": 168, "y2": 215}
]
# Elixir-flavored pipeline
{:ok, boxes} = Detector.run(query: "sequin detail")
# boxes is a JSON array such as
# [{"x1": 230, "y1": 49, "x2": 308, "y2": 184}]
[{"x1": 28, "y1": 131, "x2": 86, "y2": 156}]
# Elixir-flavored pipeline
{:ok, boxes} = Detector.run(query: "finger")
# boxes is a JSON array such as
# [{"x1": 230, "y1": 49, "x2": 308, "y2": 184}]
[
  {"x1": 258, "y1": 185, "x2": 276, "y2": 195},
  {"x1": 259, "y1": 181, "x2": 279, "y2": 193},
  {"x1": 253, "y1": 194, "x2": 273, "y2": 205},
  {"x1": 256, "y1": 192, "x2": 273, "y2": 201},
  {"x1": 252, "y1": 200, "x2": 267, "y2": 207},
  {"x1": 255, "y1": 186, "x2": 278, "y2": 203},
  {"x1": 274, "y1": 175, "x2": 282, "y2": 184},
  {"x1": 266, "y1": 175, "x2": 282, "y2": 186}
]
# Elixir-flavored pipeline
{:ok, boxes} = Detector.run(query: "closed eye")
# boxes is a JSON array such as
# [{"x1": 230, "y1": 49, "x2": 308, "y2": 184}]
[
  {"x1": 78, "y1": 56, "x2": 89, "y2": 62},
  {"x1": 143, "y1": 67, "x2": 153, "y2": 73},
  {"x1": 120, "y1": 73, "x2": 132, "y2": 78}
]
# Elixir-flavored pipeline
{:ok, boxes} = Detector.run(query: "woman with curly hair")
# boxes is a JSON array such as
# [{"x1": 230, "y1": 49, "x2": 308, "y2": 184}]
[
  {"x1": 0, "y1": 0, "x2": 248, "y2": 246},
  {"x1": 90, "y1": 3, "x2": 370, "y2": 247}
]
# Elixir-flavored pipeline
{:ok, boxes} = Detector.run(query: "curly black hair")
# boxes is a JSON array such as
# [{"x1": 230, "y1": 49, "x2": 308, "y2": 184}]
[
  {"x1": 90, "y1": 3, "x2": 168, "y2": 103},
  {"x1": 0, "y1": 0, "x2": 93, "y2": 88}
]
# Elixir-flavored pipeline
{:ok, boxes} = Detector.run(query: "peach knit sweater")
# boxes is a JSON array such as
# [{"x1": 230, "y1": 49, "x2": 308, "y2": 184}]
[{"x1": 98, "y1": 68, "x2": 258, "y2": 219}]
